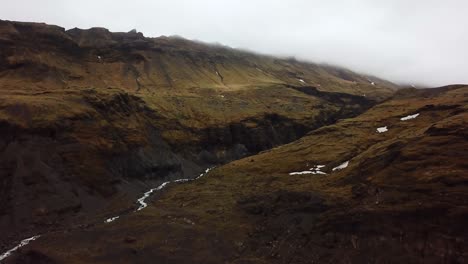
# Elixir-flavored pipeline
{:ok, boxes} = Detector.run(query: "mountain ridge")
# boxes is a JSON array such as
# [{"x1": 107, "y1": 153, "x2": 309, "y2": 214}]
[
  {"x1": 2, "y1": 19, "x2": 465, "y2": 264},
  {"x1": 0, "y1": 19, "x2": 399, "y2": 250},
  {"x1": 0, "y1": 19, "x2": 398, "y2": 96}
]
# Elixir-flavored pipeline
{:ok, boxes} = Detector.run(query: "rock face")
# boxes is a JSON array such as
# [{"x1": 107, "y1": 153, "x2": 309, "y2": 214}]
[
  {"x1": 0, "y1": 20, "x2": 398, "y2": 246},
  {"x1": 14, "y1": 85, "x2": 466, "y2": 264}
]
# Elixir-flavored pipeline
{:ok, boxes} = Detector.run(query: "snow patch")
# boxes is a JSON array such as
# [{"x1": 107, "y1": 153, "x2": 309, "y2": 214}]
[
  {"x1": 298, "y1": 79, "x2": 306, "y2": 84},
  {"x1": 377, "y1": 126, "x2": 388, "y2": 133},
  {"x1": 309, "y1": 165, "x2": 327, "y2": 174},
  {"x1": 332, "y1": 161, "x2": 349, "y2": 171},
  {"x1": 400, "y1": 113, "x2": 419, "y2": 121},
  {"x1": 312, "y1": 170, "x2": 327, "y2": 175},
  {"x1": 0, "y1": 236, "x2": 40, "y2": 261},
  {"x1": 104, "y1": 216, "x2": 120, "y2": 223},
  {"x1": 289, "y1": 171, "x2": 315, "y2": 175},
  {"x1": 290, "y1": 165, "x2": 326, "y2": 175}
]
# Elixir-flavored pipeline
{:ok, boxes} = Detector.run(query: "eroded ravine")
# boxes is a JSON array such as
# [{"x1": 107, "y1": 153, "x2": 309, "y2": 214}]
[
  {"x1": 0, "y1": 236, "x2": 41, "y2": 262},
  {"x1": 3, "y1": 82, "x2": 467, "y2": 264},
  {"x1": 0, "y1": 168, "x2": 215, "y2": 263},
  {"x1": 105, "y1": 167, "x2": 214, "y2": 223}
]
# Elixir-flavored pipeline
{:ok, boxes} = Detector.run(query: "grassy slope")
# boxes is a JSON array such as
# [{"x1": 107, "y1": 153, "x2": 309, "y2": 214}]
[
  {"x1": 0, "y1": 20, "x2": 398, "y2": 151},
  {"x1": 0, "y1": 19, "x2": 401, "y2": 190},
  {"x1": 0, "y1": 20, "x2": 401, "y2": 248},
  {"x1": 20, "y1": 86, "x2": 468, "y2": 264}
]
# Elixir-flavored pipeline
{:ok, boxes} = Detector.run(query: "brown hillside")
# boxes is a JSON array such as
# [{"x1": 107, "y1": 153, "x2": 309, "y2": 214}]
[
  {"x1": 11, "y1": 85, "x2": 467, "y2": 264},
  {"x1": 0, "y1": 19, "x2": 398, "y2": 248}
]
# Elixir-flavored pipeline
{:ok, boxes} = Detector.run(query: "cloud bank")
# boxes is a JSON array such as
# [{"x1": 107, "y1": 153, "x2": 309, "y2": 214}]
[{"x1": 2, "y1": 0, "x2": 467, "y2": 86}]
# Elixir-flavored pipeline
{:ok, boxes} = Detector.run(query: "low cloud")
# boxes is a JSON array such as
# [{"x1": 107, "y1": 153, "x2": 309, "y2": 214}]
[{"x1": 2, "y1": 0, "x2": 467, "y2": 86}]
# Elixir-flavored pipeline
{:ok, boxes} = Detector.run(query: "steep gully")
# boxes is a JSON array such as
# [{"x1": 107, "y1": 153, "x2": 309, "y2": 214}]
[
  {"x1": 1, "y1": 168, "x2": 215, "y2": 263},
  {"x1": 0, "y1": 87, "x2": 378, "y2": 261},
  {"x1": 0, "y1": 110, "x2": 422, "y2": 262}
]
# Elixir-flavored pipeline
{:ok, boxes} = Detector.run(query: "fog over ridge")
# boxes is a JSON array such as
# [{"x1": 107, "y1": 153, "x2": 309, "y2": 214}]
[{"x1": 1, "y1": 0, "x2": 467, "y2": 86}]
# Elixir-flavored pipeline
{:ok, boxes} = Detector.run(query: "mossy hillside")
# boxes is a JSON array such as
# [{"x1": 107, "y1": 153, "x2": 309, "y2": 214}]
[{"x1": 24, "y1": 86, "x2": 468, "y2": 263}]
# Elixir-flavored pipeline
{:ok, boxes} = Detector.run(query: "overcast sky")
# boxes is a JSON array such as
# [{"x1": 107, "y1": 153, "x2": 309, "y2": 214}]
[{"x1": 1, "y1": 0, "x2": 467, "y2": 86}]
